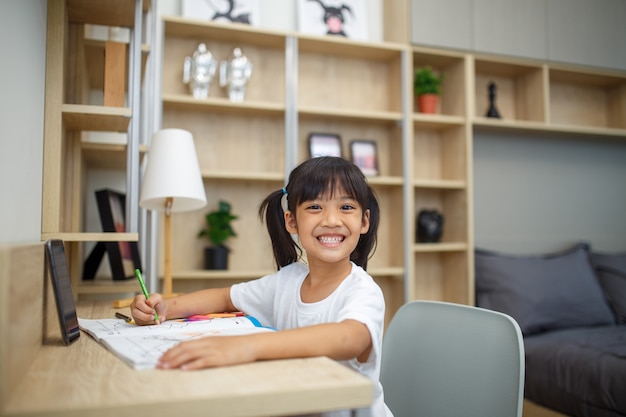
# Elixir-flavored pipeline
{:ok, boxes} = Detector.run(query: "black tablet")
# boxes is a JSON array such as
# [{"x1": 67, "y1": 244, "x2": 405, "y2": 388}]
[{"x1": 45, "y1": 240, "x2": 80, "y2": 345}]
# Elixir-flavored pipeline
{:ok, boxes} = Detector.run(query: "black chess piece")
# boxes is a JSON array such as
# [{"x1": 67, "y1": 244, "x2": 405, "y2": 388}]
[{"x1": 486, "y1": 81, "x2": 501, "y2": 118}]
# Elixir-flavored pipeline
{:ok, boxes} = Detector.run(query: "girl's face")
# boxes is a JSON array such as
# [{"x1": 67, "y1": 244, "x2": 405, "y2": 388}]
[{"x1": 284, "y1": 187, "x2": 370, "y2": 267}]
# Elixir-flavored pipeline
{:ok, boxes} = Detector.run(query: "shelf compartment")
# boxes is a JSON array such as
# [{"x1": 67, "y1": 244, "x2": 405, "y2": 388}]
[
  {"x1": 171, "y1": 181, "x2": 279, "y2": 273},
  {"x1": 62, "y1": 104, "x2": 131, "y2": 132},
  {"x1": 298, "y1": 41, "x2": 403, "y2": 114},
  {"x1": 413, "y1": 124, "x2": 467, "y2": 183},
  {"x1": 163, "y1": 110, "x2": 285, "y2": 176},
  {"x1": 368, "y1": 186, "x2": 405, "y2": 270},
  {"x1": 299, "y1": 117, "x2": 405, "y2": 178},
  {"x1": 413, "y1": 47, "x2": 467, "y2": 117},
  {"x1": 549, "y1": 66, "x2": 626, "y2": 130},
  {"x1": 474, "y1": 57, "x2": 546, "y2": 123},
  {"x1": 84, "y1": 38, "x2": 150, "y2": 91},
  {"x1": 413, "y1": 189, "x2": 468, "y2": 243},
  {"x1": 412, "y1": 251, "x2": 470, "y2": 304},
  {"x1": 162, "y1": 18, "x2": 286, "y2": 105},
  {"x1": 82, "y1": 141, "x2": 147, "y2": 170}
]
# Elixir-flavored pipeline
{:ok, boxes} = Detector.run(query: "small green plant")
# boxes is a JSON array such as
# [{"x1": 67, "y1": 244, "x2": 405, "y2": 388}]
[
  {"x1": 198, "y1": 200, "x2": 238, "y2": 247},
  {"x1": 414, "y1": 67, "x2": 444, "y2": 96}
]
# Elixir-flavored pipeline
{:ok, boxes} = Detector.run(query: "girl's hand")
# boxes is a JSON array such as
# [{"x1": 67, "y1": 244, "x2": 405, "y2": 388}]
[
  {"x1": 130, "y1": 293, "x2": 165, "y2": 325},
  {"x1": 157, "y1": 335, "x2": 257, "y2": 370}
]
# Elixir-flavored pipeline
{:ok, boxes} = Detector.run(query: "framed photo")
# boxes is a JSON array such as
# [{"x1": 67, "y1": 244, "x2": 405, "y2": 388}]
[
  {"x1": 297, "y1": 0, "x2": 369, "y2": 41},
  {"x1": 350, "y1": 140, "x2": 379, "y2": 176},
  {"x1": 83, "y1": 189, "x2": 142, "y2": 281},
  {"x1": 182, "y1": 0, "x2": 260, "y2": 25},
  {"x1": 309, "y1": 132, "x2": 343, "y2": 158}
]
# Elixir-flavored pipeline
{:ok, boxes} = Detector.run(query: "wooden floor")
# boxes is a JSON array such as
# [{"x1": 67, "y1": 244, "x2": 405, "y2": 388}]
[{"x1": 524, "y1": 399, "x2": 570, "y2": 417}]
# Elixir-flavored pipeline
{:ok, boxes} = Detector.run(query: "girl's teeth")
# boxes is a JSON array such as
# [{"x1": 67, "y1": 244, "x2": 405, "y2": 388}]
[{"x1": 319, "y1": 236, "x2": 342, "y2": 244}]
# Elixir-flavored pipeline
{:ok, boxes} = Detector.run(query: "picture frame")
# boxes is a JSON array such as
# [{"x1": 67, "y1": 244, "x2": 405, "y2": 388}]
[
  {"x1": 308, "y1": 132, "x2": 343, "y2": 158},
  {"x1": 350, "y1": 140, "x2": 379, "y2": 176},
  {"x1": 182, "y1": 0, "x2": 260, "y2": 25},
  {"x1": 297, "y1": 0, "x2": 369, "y2": 41},
  {"x1": 83, "y1": 189, "x2": 142, "y2": 281}
]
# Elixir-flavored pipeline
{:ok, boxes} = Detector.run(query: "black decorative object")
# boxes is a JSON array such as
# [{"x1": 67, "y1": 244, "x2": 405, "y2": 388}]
[
  {"x1": 83, "y1": 189, "x2": 142, "y2": 280},
  {"x1": 416, "y1": 209, "x2": 444, "y2": 243},
  {"x1": 486, "y1": 81, "x2": 501, "y2": 118}
]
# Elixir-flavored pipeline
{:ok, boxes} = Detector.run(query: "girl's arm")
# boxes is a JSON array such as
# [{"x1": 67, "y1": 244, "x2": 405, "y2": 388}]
[
  {"x1": 157, "y1": 319, "x2": 372, "y2": 370},
  {"x1": 131, "y1": 287, "x2": 235, "y2": 325}
]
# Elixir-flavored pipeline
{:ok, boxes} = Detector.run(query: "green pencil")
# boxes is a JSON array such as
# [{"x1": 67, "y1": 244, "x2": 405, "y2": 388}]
[{"x1": 135, "y1": 269, "x2": 159, "y2": 322}]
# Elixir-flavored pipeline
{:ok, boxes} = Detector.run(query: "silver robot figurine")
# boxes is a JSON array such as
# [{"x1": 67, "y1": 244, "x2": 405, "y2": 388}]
[
  {"x1": 219, "y1": 48, "x2": 253, "y2": 102},
  {"x1": 183, "y1": 43, "x2": 218, "y2": 99}
]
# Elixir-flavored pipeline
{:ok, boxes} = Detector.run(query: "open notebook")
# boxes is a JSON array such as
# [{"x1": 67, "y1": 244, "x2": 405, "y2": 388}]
[{"x1": 79, "y1": 316, "x2": 274, "y2": 370}]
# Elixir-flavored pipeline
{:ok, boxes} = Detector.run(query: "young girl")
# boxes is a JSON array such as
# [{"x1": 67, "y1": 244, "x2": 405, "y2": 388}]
[{"x1": 131, "y1": 156, "x2": 392, "y2": 417}]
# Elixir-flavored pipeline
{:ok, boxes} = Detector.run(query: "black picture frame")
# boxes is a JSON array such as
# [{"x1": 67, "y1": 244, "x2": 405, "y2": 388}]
[
  {"x1": 350, "y1": 140, "x2": 379, "y2": 176},
  {"x1": 83, "y1": 189, "x2": 142, "y2": 281},
  {"x1": 308, "y1": 132, "x2": 343, "y2": 158}
]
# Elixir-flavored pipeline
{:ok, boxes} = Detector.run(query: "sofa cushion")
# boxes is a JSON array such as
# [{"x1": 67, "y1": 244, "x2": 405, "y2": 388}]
[
  {"x1": 475, "y1": 243, "x2": 615, "y2": 336},
  {"x1": 589, "y1": 251, "x2": 626, "y2": 324}
]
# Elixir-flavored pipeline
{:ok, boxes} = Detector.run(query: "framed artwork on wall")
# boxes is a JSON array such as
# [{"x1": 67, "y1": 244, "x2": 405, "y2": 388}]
[
  {"x1": 308, "y1": 132, "x2": 343, "y2": 158},
  {"x1": 350, "y1": 140, "x2": 379, "y2": 176},
  {"x1": 182, "y1": 0, "x2": 260, "y2": 25},
  {"x1": 297, "y1": 0, "x2": 369, "y2": 41}
]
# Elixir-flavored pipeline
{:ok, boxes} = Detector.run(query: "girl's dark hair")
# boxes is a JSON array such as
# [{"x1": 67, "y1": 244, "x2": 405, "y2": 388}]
[{"x1": 258, "y1": 156, "x2": 380, "y2": 270}]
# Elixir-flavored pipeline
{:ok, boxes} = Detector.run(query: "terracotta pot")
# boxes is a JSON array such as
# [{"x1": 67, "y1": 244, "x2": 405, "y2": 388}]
[{"x1": 417, "y1": 94, "x2": 439, "y2": 114}]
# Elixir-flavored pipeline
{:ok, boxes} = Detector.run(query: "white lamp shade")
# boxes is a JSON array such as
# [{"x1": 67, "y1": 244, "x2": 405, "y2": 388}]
[{"x1": 140, "y1": 128, "x2": 207, "y2": 212}]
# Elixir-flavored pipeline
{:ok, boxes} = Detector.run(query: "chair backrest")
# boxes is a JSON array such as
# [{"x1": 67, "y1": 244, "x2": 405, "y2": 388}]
[{"x1": 380, "y1": 300, "x2": 524, "y2": 417}]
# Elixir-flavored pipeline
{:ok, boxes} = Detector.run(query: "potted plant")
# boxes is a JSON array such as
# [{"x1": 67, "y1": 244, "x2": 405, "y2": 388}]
[
  {"x1": 197, "y1": 200, "x2": 238, "y2": 270},
  {"x1": 414, "y1": 66, "x2": 444, "y2": 114}
]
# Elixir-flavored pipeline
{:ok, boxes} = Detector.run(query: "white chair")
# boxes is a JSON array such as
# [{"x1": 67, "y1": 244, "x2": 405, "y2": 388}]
[{"x1": 380, "y1": 300, "x2": 524, "y2": 417}]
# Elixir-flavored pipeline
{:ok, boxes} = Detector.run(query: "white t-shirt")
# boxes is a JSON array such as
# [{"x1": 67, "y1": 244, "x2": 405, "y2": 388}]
[{"x1": 230, "y1": 262, "x2": 393, "y2": 417}]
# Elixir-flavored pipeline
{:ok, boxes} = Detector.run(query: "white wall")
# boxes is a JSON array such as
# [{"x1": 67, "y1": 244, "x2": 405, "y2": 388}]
[
  {"x1": 473, "y1": 132, "x2": 626, "y2": 253},
  {"x1": 0, "y1": 0, "x2": 47, "y2": 245}
]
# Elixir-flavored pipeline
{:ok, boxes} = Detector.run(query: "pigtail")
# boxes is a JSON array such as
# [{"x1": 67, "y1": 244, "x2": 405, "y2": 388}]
[
  {"x1": 351, "y1": 187, "x2": 380, "y2": 270},
  {"x1": 258, "y1": 189, "x2": 300, "y2": 269}
]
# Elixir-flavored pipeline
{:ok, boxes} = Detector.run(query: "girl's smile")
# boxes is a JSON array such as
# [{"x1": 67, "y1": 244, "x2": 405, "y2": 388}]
[{"x1": 317, "y1": 234, "x2": 345, "y2": 246}]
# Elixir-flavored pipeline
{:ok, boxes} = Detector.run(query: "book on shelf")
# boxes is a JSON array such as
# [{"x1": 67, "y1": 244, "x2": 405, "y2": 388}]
[{"x1": 79, "y1": 315, "x2": 274, "y2": 370}]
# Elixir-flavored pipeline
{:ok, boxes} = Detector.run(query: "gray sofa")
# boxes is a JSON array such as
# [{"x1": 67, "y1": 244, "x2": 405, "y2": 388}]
[{"x1": 475, "y1": 243, "x2": 626, "y2": 417}]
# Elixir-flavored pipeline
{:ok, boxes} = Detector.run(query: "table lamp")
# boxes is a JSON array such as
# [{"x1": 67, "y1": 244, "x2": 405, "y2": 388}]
[{"x1": 140, "y1": 128, "x2": 206, "y2": 296}]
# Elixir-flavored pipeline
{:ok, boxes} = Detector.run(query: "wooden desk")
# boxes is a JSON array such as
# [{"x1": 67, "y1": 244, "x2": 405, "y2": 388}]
[{"x1": 0, "y1": 244, "x2": 372, "y2": 417}]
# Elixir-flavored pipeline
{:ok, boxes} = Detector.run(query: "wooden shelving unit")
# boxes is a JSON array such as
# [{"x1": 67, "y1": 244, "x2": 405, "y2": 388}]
[
  {"x1": 42, "y1": 0, "x2": 152, "y2": 298},
  {"x1": 42, "y1": 3, "x2": 625, "y2": 315}
]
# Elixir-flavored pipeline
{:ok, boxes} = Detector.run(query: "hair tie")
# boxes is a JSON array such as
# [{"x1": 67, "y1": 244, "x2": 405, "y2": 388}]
[{"x1": 282, "y1": 187, "x2": 287, "y2": 195}]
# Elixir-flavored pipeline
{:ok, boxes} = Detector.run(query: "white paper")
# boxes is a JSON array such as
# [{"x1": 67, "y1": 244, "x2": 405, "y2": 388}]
[{"x1": 79, "y1": 317, "x2": 273, "y2": 370}]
